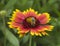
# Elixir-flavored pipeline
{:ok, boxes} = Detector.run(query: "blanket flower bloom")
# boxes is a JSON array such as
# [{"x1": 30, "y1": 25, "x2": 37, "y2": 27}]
[{"x1": 8, "y1": 8, "x2": 54, "y2": 37}]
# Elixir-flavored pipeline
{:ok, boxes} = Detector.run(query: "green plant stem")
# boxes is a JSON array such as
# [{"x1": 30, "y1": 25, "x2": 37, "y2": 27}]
[
  {"x1": 29, "y1": 35, "x2": 32, "y2": 46},
  {"x1": 2, "y1": 16, "x2": 6, "y2": 46},
  {"x1": 33, "y1": 41, "x2": 36, "y2": 46}
]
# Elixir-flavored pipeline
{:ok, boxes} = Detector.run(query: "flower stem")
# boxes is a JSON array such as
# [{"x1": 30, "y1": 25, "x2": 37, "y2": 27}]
[
  {"x1": 29, "y1": 35, "x2": 32, "y2": 46},
  {"x1": 33, "y1": 41, "x2": 36, "y2": 46},
  {"x1": 2, "y1": 16, "x2": 6, "y2": 46}
]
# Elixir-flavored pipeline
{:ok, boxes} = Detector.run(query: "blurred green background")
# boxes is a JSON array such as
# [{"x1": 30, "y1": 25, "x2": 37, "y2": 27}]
[{"x1": 0, "y1": 0, "x2": 60, "y2": 46}]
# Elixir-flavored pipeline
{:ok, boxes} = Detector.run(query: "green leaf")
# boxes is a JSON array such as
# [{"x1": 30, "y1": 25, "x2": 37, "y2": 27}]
[
  {"x1": 1, "y1": 28, "x2": 19, "y2": 46},
  {"x1": 19, "y1": 0, "x2": 28, "y2": 6},
  {"x1": 48, "y1": 0, "x2": 56, "y2": 5},
  {"x1": 4, "y1": 0, "x2": 17, "y2": 9},
  {"x1": 15, "y1": 0, "x2": 33, "y2": 10},
  {"x1": 7, "y1": 42, "x2": 14, "y2": 46},
  {"x1": 32, "y1": 0, "x2": 41, "y2": 11},
  {"x1": 22, "y1": 34, "x2": 29, "y2": 44}
]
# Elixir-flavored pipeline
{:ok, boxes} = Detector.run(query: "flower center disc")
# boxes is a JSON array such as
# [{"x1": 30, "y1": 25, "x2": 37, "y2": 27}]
[{"x1": 23, "y1": 17, "x2": 40, "y2": 28}]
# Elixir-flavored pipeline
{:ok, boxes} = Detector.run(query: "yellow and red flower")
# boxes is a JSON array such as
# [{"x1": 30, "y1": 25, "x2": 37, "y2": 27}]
[{"x1": 8, "y1": 8, "x2": 54, "y2": 37}]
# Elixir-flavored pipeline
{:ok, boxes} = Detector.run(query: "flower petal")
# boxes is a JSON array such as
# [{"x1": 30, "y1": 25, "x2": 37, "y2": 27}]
[
  {"x1": 39, "y1": 33, "x2": 42, "y2": 36},
  {"x1": 30, "y1": 29, "x2": 40, "y2": 36},
  {"x1": 38, "y1": 13, "x2": 51, "y2": 24},
  {"x1": 43, "y1": 25, "x2": 54, "y2": 31},
  {"x1": 17, "y1": 25, "x2": 29, "y2": 34},
  {"x1": 24, "y1": 8, "x2": 38, "y2": 18},
  {"x1": 30, "y1": 31, "x2": 35, "y2": 36},
  {"x1": 12, "y1": 9, "x2": 25, "y2": 21},
  {"x1": 41, "y1": 32, "x2": 49, "y2": 36},
  {"x1": 19, "y1": 33, "x2": 25, "y2": 37},
  {"x1": 15, "y1": 11, "x2": 25, "y2": 19},
  {"x1": 14, "y1": 17, "x2": 23, "y2": 23}
]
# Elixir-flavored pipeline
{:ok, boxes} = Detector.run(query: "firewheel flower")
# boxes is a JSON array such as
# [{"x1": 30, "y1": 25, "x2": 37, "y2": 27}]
[{"x1": 8, "y1": 8, "x2": 54, "y2": 37}]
